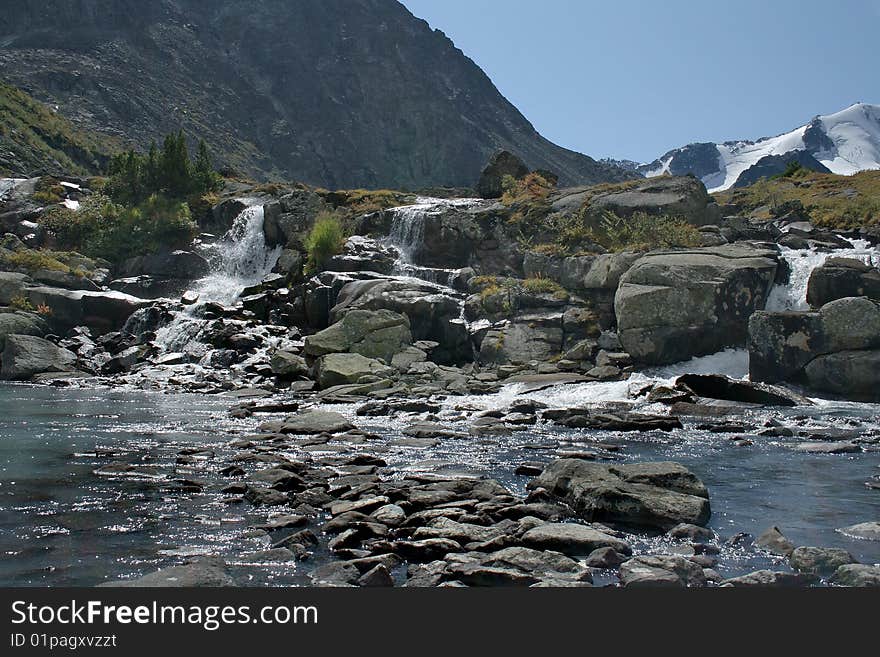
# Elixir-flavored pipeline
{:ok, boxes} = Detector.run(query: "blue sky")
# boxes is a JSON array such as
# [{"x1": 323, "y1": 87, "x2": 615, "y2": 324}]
[{"x1": 401, "y1": 0, "x2": 878, "y2": 163}]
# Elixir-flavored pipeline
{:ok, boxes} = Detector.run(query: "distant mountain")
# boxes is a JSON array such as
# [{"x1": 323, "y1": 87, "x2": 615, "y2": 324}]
[
  {"x1": 0, "y1": 0, "x2": 635, "y2": 190},
  {"x1": 639, "y1": 103, "x2": 880, "y2": 191}
]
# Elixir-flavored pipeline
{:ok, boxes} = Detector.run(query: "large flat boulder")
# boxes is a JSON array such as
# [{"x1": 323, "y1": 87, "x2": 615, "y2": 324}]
[
  {"x1": 587, "y1": 176, "x2": 719, "y2": 226},
  {"x1": 23, "y1": 286, "x2": 149, "y2": 334},
  {"x1": 304, "y1": 309, "x2": 412, "y2": 363},
  {"x1": 615, "y1": 244, "x2": 778, "y2": 365},
  {"x1": 1, "y1": 334, "x2": 77, "y2": 380},
  {"x1": 528, "y1": 459, "x2": 711, "y2": 530},
  {"x1": 316, "y1": 352, "x2": 394, "y2": 389}
]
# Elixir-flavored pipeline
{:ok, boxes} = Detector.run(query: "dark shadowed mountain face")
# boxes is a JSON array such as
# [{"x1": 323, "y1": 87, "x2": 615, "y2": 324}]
[{"x1": 0, "y1": 0, "x2": 635, "y2": 189}]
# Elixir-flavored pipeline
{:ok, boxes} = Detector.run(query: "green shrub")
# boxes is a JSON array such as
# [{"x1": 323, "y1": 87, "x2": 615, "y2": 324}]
[
  {"x1": 522, "y1": 276, "x2": 567, "y2": 299},
  {"x1": 8, "y1": 295, "x2": 34, "y2": 312},
  {"x1": 38, "y1": 193, "x2": 197, "y2": 263},
  {"x1": 3, "y1": 249, "x2": 71, "y2": 273},
  {"x1": 582, "y1": 211, "x2": 701, "y2": 252},
  {"x1": 304, "y1": 212, "x2": 345, "y2": 273}
]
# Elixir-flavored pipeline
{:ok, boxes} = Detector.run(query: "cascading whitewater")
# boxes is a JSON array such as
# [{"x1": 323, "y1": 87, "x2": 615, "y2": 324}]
[
  {"x1": 154, "y1": 203, "x2": 281, "y2": 353},
  {"x1": 766, "y1": 239, "x2": 880, "y2": 311},
  {"x1": 385, "y1": 197, "x2": 481, "y2": 286}
]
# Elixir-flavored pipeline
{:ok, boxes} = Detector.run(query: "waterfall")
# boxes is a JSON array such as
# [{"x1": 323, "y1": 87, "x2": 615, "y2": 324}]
[
  {"x1": 154, "y1": 203, "x2": 281, "y2": 353},
  {"x1": 767, "y1": 239, "x2": 880, "y2": 311},
  {"x1": 385, "y1": 197, "x2": 481, "y2": 286}
]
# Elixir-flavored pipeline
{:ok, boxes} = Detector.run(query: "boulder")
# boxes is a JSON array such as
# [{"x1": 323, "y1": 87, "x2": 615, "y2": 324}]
[
  {"x1": 789, "y1": 547, "x2": 858, "y2": 575},
  {"x1": 587, "y1": 176, "x2": 719, "y2": 226},
  {"x1": 476, "y1": 150, "x2": 529, "y2": 199},
  {"x1": 263, "y1": 409, "x2": 355, "y2": 435},
  {"x1": 521, "y1": 523, "x2": 632, "y2": 556},
  {"x1": 675, "y1": 374, "x2": 810, "y2": 407},
  {"x1": 615, "y1": 244, "x2": 778, "y2": 365},
  {"x1": 837, "y1": 522, "x2": 880, "y2": 541},
  {"x1": 720, "y1": 570, "x2": 815, "y2": 587},
  {"x1": 0, "y1": 311, "x2": 49, "y2": 351},
  {"x1": 755, "y1": 526, "x2": 795, "y2": 557},
  {"x1": 1, "y1": 334, "x2": 78, "y2": 380},
  {"x1": 807, "y1": 258, "x2": 880, "y2": 308},
  {"x1": 478, "y1": 312, "x2": 564, "y2": 365},
  {"x1": 330, "y1": 278, "x2": 469, "y2": 364},
  {"x1": 0, "y1": 271, "x2": 32, "y2": 304},
  {"x1": 99, "y1": 557, "x2": 234, "y2": 587},
  {"x1": 619, "y1": 555, "x2": 707, "y2": 587},
  {"x1": 327, "y1": 236, "x2": 399, "y2": 274},
  {"x1": 304, "y1": 309, "x2": 412, "y2": 363},
  {"x1": 269, "y1": 351, "x2": 309, "y2": 378},
  {"x1": 749, "y1": 296, "x2": 880, "y2": 399},
  {"x1": 316, "y1": 352, "x2": 394, "y2": 388},
  {"x1": 120, "y1": 250, "x2": 209, "y2": 280},
  {"x1": 831, "y1": 564, "x2": 880, "y2": 587},
  {"x1": 23, "y1": 287, "x2": 149, "y2": 334},
  {"x1": 528, "y1": 459, "x2": 711, "y2": 530}
]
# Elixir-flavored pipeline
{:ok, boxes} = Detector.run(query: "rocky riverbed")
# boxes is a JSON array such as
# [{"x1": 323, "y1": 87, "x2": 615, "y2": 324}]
[{"x1": 1, "y1": 170, "x2": 880, "y2": 587}]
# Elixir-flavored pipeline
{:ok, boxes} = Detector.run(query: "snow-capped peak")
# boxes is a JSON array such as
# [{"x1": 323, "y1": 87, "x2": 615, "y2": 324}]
[{"x1": 638, "y1": 102, "x2": 880, "y2": 192}]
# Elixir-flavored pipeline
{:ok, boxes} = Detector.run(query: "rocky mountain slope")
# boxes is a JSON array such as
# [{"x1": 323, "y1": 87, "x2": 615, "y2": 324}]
[
  {"x1": 0, "y1": 0, "x2": 634, "y2": 189},
  {"x1": 0, "y1": 80, "x2": 117, "y2": 177},
  {"x1": 638, "y1": 103, "x2": 880, "y2": 192}
]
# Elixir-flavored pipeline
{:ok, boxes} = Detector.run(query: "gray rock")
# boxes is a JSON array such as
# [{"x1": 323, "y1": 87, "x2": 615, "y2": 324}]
[
  {"x1": 807, "y1": 258, "x2": 880, "y2": 308},
  {"x1": 720, "y1": 570, "x2": 815, "y2": 587},
  {"x1": 830, "y1": 564, "x2": 880, "y2": 587},
  {"x1": 619, "y1": 555, "x2": 707, "y2": 587},
  {"x1": 100, "y1": 557, "x2": 233, "y2": 587},
  {"x1": 837, "y1": 522, "x2": 880, "y2": 541},
  {"x1": 584, "y1": 546, "x2": 627, "y2": 569},
  {"x1": 265, "y1": 409, "x2": 355, "y2": 434},
  {"x1": 616, "y1": 244, "x2": 778, "y2": 365},
  {"x1": 0, "y1": 311, "x2": 49, "y2": 351},
  {"x1": 521, "y1": 523, "x2": 632, "y2": 556},
  {"x1": 587, "y1": 176, "x2": 718, "y2": 226},
  {"x1": 305, "y1": 309, "x2": 412, "y2": 362},
  {"x1": 1, "y1": 334, "x2": 77, "y2": 380},
  {"x1": 358, "y1": 564, "x2": 394, "y2": 587},
  {"x1": 269, "y1": 350, "x2": 309, "y2": 378},
  {"x1": 755, "y1": 526, "x2": 795, "y2": 557},
  {"x1": 789, "y1": 546, "x2": 858, "y2": 575},
  {"x1": 315, "y1": 352, "x2": 394, "y2": 389},
  {"x1": 529, "y1": 459, "x2": 711, "y2": 530}
]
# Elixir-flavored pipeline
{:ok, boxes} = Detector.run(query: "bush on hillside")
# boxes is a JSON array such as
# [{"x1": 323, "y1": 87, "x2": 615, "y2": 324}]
[
  {"x1": 578, "y1": 211, "x2": 701, "y2": 253},
  {"x1": 304, "y1": 212, "x2": 346, "y2": 273}
]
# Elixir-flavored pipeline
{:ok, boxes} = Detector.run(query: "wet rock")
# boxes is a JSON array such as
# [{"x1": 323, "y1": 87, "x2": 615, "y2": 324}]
[
  {"x1": 402, "y1": 422, "x2": 466, "y2": 440},
  {"x1": 789, "y1": 546, "x2": 858, "y2": 575},
  {"x1": 529, "y1": 459, "x2": 711, "y2": 530},
  {"x1": 358, "y1": 564, "x2": 395, "y2": 587},
  {"x1": 793, "y1": 441, "x2": 860, "y2": 454},
  {"x1": 371, "y1": 504, "x2": 406, "y2": 527},
  {"x1": 584, "y1": 546, "x2": 627, "y2": 569},
  {"x1": 100, "y1": 557, "x2": 233, "y2": 587},
  {"x1": 444, "y1": 562, "x2": 539, "y2": 587},
  {"x1": 356, "y1": 399, "x2": 441, "y2": 416},
  {"x1": 483, "y1": 546, "x2": 591, "y2": 582},
  {"x1": 1, "y1": 334, "x2": 78, "y2": 380},
  {"x1": 830, "y1": 564, "x2": 880, "y2": 587},
  {"x1": 265, "y1": 410, "x2": 355, "y2": 435},
  {"x1": 720, "y1": 570, "x2": 815, "y2": 587},
  {"x1": 239, "y1": 548, "x2": 297, "y2": 563},
  {"x1": 310, "y1": 562, "x2": 361, "y2": 587},
  {"x1": 837, "y1": 522, "x2": 880, "y2": 541},
  {"x1": 619, "y1": 555, "x2": 707, "y2": 587},
  {"x1": 667, "y1": 523, "x2": 716, "y2": 542},
  {"x1": 543, "y1": 408, "x2": 683, "y2": 432},
  {"x1": 521, "y1": 523, "x2": 631, "y2": 556},
  {"x1": 328, "y1": 236, "x2": 399, "y2": 275},
  {"x1": 244, "y1": 486, "x2": 290, "y2": 507},
  {"x1": 394, "y1": 538, "x2": 462, "y2": 562},
  {"x1": 755, "y1": 526, "x2": 795, "y2": 557},
  {"x1": 675, "y1": 373, "x2": 810, "y2": 407}
]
